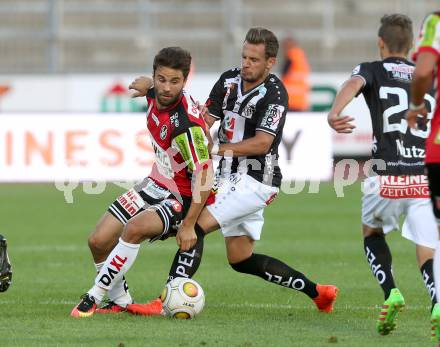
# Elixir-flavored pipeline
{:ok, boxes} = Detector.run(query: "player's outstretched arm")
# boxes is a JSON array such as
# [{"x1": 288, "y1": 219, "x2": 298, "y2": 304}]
[
  {"x1": 327, "y1": 76, "x2": 363, "y2": 133},
  {"x1": 129, "y1": 76, "x2": 153, "y2": 97},
  {"x1": 214, "y1": 131, "x2": 274, "y2": 157},
  {"x1": 406, "y1": 51, "x2": 436, "y2": 129}
]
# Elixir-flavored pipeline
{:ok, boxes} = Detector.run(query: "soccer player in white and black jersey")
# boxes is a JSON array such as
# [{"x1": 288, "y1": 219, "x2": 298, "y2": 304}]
[
  {"x1": 328, "y1": 14, "x2": 438, "y2": 337},
  {"x1": 128, "y1": 28, "x2": 338, "y2": 316}
]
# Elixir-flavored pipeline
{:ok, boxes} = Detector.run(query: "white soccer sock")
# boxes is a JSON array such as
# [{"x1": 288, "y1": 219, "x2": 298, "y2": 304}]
[
  {"x1": 95, "y1": 262, "x2": 104, "y2": 272},
  {"x1": 96, "y1": 261, "x2": 133, "y2": 307},
  {"x1": 88, "y1": 238, "x2": 140, "y2": 303},
  {"x1": 434, "y1": 238, "x2": 440, "y2": 304}
]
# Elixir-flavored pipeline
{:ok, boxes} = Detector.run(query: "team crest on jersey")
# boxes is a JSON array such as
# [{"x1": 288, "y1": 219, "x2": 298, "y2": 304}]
[
  {"x1": 242, "y1": 103, "x2": 256, "y2": 119},
  {"x1": 160, "y1": 125, "x2": 168, "y2": 140},
  {"x1": 261, "y1": 104, "x2": 284, "y2": 132}
]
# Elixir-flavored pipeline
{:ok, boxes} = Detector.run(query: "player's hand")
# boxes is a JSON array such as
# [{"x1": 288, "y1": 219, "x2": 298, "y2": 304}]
[
  {"x1": 195, "y1": 101, "x2": 214, "y2": 129},
  {"x1": 198, "y1": 102, "x2": 210, "y2": 121},
  {"x1": 406, "y1": 107, "x2": 428, "y2": 129},
  {"x1": 327, "y1": 113, "x2": 356, "y2": 133},
  {"x1": 129, "y1": 76, "x2": 153, "y2": 98},
  {"x1": 176, "y1": 222, "x2": 197, "y2": 252}
]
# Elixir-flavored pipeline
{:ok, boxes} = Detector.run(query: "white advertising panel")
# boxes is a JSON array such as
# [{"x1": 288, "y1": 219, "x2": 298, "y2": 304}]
[
  {"x1": 0, "y1": 73, "x2": 372, "y2": 156},
  {"x1": 0, "y1": 113, "x2": 332, "y2": 182}
]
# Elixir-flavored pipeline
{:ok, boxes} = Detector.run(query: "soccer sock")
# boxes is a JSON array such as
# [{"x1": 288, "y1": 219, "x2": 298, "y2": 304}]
[
  {"x1": 95, "y1": 261, "x2": 133, "y2": 307},
  {"x1": 88, "y1": 238, "x2": 140, "y2": 303},
  {"x1": 166, "y1": 223, "x2": 205, "y2": 283},
  {"x1": 434, "y1": 240, "x2": 440, "y2": 304},
  {"x1": 230, "y1": 253, "x2": 319, "y2": 298},
  {"x1": 364, "y1": 233, "x2": 396, "y2": 299},
  {"x1": 420, "y1": 258, "x2": 437, "y2": 310}
]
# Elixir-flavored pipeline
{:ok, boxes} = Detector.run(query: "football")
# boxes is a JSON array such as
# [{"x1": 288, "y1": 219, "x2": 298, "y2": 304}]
[{"x1": 161, "y1": 277, "x2": 205, "y2": 319}]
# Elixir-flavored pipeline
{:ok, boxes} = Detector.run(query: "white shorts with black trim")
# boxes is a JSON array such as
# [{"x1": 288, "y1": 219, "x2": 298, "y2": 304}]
[
  {"x1": 207, "y1": 172, "x2": 279, "y2": 240},
  {"x1": 362, "y1": 176, "x2": 438, "y2": 249}
]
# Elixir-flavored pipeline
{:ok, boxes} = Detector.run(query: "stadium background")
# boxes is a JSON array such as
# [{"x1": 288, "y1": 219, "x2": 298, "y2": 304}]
[{"x1": 0, "y1": 1, "x2": 439, "y2": 346}]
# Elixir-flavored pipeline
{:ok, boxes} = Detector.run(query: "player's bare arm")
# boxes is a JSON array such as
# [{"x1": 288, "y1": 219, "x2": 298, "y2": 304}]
[
  {"x1": 214, "y1": 131, "x2": 274, "y2": 157},
  {"x1": 177, "y1": 160, "x2": 214, "y2": 251},
  {"x1": 327, "y1": 76, "x2": 363, "y2": 133},
  {"x1": 129, "y1": 76, "x2": 153, "y2": 97},
  {"x1": 406, "y1": 51, "x2": 436, "y2": 129}
]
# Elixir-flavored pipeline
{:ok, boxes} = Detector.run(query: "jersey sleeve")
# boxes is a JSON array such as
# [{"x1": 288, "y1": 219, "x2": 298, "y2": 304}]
[
  {"x1": 205, "y1": 76, "x2": 225, "y2": 120},
  {"x1": 413, "y1": 12, "x2": 440, "y2": 60},
  {"x1": 172, "y1": 126, "x2": 210, "y2": 172},
  {"x1": 351, "y1": 63, "x2": 373, "y2": 91},
  {"x1": 171, "y1": 96, "x2": 211, "y2": 172},
  {"x1": 255, "y1": 87, "x2": 288, "y2": 136}
]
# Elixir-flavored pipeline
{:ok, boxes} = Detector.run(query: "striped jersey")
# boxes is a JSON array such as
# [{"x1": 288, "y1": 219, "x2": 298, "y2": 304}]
[
  {"x1": 206, "y1": 68, "x2": 288, "y2": 187},
  {"x1": 413, "y1": 11, "x2": 440, "y2": 163},
  {"x1": 145, "y1": 88, "x2": 212, "y2": 199}
]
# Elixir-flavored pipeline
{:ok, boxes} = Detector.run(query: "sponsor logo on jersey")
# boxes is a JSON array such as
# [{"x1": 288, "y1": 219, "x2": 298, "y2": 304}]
[
  {"x1": 160, "y1": 124, "x2": 168, "y2": 140},
  {"x1": 151, "y1": 137, "x2": 174, "y2": 178},
  {"x1": 170, "y1": 112, "x2": 180, "y2": 127},
  {"x1": 224, "y1": 115, "x2": 235, "y2": 140},
  {"x1": 396, "y1": 139, "x2": 425, "y2": 158},
  {"x1": 379, "y1": 174, "x2": 430, "y2": 198},
  {"x1": 383, "y1": 63, "x2": 414, "y2": 81},
  {"x1": 261, "y1": 104, "x2": 284, "y2": 132},
  {"x1": 190, "y1": 127, "x2": 209, "y2": 162}
]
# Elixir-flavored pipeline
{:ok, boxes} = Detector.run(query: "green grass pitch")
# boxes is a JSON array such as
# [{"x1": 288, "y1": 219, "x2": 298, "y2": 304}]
[{"x1": 0, "y1": 182, "x2": 434, "y2": 346}]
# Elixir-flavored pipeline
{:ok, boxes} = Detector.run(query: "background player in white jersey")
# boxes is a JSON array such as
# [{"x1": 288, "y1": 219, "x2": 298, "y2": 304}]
[
  {"x1": 70, "y1": 47, "x2": 214, "y2": 318},
  {"x1": 328, "y1": 14, "x2": 438, "y2": 337},
  {"x1": 128, "y1": 27, "x2": 338, "y2": 316}
]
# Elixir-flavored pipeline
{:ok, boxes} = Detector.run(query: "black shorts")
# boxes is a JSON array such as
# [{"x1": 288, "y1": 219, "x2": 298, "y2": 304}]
[
  {"x1": 108, "y1": 177, "x2": 192, "y2": 241},
  {"x1": 426, "y1": 163, "x2": 440, "y2": 222}
]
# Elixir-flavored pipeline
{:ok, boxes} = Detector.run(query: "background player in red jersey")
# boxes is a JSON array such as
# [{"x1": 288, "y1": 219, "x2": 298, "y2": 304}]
[
  {"x1": 70, "y1": 47, "x2": 214, "y2": 318},
  {"x1": 329, "y1": 14, "x2": 438, "y2": 337},
  {"x1": 406, "y1": 11, "x2": 440, "y2": 341}
]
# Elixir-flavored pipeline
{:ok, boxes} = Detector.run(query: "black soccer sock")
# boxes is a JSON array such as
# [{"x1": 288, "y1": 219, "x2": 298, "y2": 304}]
[
  {"x1": 364, "y1": 233, "x2": 396, "y2": 299},
  {"x1": 166, "y1": 223, "x2": 205, "y2": 283},
  {"x1": 230, "y1": 253, "x2": 319, "y2": 298},
  {"x1": 420, "y1": 259, "x2": 437, "y2": 310}
]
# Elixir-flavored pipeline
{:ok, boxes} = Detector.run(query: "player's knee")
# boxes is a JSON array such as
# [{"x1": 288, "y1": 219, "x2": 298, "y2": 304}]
[
  {"x1": 122, "y1": 221, "x2": 145, "y2": 244},
  {"x1": 88, "y1": 230, "x2": 109, "y2": 254},
  {"x1": 362, "y1": 224, "x2": 384, "y2": 238}
]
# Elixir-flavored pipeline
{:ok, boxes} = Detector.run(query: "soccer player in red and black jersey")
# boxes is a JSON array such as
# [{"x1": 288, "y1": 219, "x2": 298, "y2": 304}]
[
  {"x1": 406, "y1": 11, "x2": 440, "y2": 341},
  {"x1": 71, "y1": 47, "x2": 214, "y2": 318}
]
